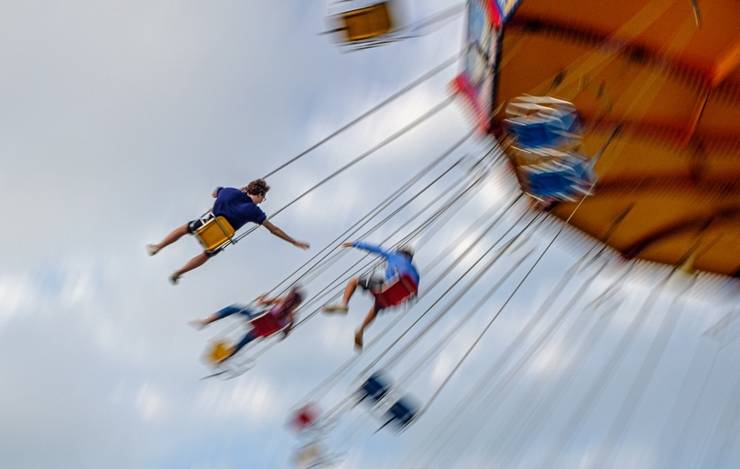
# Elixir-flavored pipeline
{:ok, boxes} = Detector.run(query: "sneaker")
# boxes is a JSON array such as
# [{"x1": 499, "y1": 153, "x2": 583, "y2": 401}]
[
  {"x1": 169, "y1": 273, "x2": 181, "y2": 285},
  {"x1": 323, "y1": 304, "x2": 349, "y2": 314},
  {"x1": 146, "y1": 244, "x2": 159, "y2": 256}
]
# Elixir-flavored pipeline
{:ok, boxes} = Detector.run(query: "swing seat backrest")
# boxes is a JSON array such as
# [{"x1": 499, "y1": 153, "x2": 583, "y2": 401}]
[
  {"x1": 294, "y1": 443, "x2": 324, "y2": 468},
  {"x1": 290, "y1": 404, "x2": 318, "y2": 432},
  {"x1": 505, "y1": 95, "x2": 581, "y2": 149},
  {"x1": 506, "y1": 113, "x2": 579, "y2": 149},
  {"x1": 373, "y1": 273, "x2": 418, "y2": 309},
  {"x1": 358, "y1": 372, "x2": 392, "y2": 404},
  {"x1": 384, "y1": 396, "x2": 417, "y2": 430},
  {"x1": 206, "y1": 340, "x2": 232, "y2": 365},
  {"x1": 195, "y1": 214, "x2": 235, "y2": 252},
  {"x1": 507, "y1": 119, "x2": 561, "y2": 149},
  {"x1": 250, "y1": 312, "x2": 284, "y2": 338},
  {"x1": 339, "y1": 2, "x2": 394, "y2": 42},
  {"x1": 522, "y1": 154, "x2": 594, "y2": 201}
]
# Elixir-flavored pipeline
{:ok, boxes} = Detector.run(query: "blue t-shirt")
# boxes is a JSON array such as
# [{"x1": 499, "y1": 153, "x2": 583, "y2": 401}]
[
  {"x1": 352, "y1": 241, "x2": 420, "y2": 285},
  {"x1": 212, "y1": 187, "x2": 267, "y2": 230}
]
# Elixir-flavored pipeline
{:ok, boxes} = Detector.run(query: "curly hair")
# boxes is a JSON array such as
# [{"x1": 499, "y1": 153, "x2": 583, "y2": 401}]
[
  {"x1": 243, "y1": 179, "x2": 270, "y2": 196},
  {"x1": 397, "y1": 246, "x2": 414, "y2": 260}
]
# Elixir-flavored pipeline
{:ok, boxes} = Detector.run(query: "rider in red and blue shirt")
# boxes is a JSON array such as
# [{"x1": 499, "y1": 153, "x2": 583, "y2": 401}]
[
  {"x1": 192, "y1": 286, "x2": 305, "y2": 364},
  {"x1": 323, "y1": 241, "x2": 419, "y2": 350}
]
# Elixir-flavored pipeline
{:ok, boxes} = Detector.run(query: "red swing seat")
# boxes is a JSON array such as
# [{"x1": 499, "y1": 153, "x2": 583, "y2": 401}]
[
  {"x1": 250, "y1": 312, "x2": 285, "y2": 338},
  {"x1": 289, "y1": 404, "x2": 319, "y2": 432},
  {"x1": 372, "y1": 273, "x2": 418, "y2": 309}
]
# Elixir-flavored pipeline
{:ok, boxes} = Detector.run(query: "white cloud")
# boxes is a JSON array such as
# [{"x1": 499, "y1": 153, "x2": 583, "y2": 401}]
[
  {"x1": 136, "y1": 383, "x2": 167, "y2": 422},
  {"x1": 0, "y1": 274, "x2": 32, "y2": 323},
  {"x1": 430, "y1": 352, "x2": 453, "y2": 387},
  {"x1": 526, "y1": 342, "x2": 567, "y2": 378},
  {"x1": 476, "y1": 173, "x2": 510, "y2": 209},
  {"x1": 196, "y1": 377, "x2": 283, "y2": 425},
  {"x1": 320, "y1": 316, "x2": 355, "y2": 351},
  {"x1": 60, "y1": 267, "x2": 94, "y2": 307}
]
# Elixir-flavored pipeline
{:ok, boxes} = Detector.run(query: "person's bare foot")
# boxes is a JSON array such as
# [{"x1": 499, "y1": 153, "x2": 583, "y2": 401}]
[
  {"x1": 189, "y1": 319, "x2": 207, "y2": 330},
  {"x1": 146, "y1": 244, "x2": 160, "y2": 256},
  {"x1": 354, "y1": 330, "x2": 364, "y2": 350},
  {"x1": 323, "y1": 304, "x2": 349, "y2": 314}
]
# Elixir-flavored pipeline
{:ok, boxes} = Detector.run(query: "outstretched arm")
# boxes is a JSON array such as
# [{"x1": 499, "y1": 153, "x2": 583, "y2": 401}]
[
  {"x1": 262, "y1": 220, "x2": 310, "y2": 250},
  {"x1": 255, "y1": 294, "x2": 281, "y2": 306},
  {"x1": 344, "y1": 240, "x2": 392, "y2": 259}
]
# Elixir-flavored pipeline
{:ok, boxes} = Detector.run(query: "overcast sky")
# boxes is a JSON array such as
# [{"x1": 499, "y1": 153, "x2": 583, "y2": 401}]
[{"x1": 1, "y1": 1, "x2": 739, "y2": 468}]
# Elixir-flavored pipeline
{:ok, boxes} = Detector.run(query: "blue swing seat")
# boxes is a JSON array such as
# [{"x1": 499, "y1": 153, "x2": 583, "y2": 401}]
[
  {"x1": 505, "y1": 95, "x2": 581, "y2": 149},
  {"x1": 521, "y1": 152, "x2": 594, "y2": 201},
  {"x1": 382, "y1": 396, "x2": 418, "y2": 430},
  {"x1": 357, "y1": 371, "x2": 392, "y2": 405},
  {"x1": 506, "y1": 116, "x2": 578, "y2": 149}
]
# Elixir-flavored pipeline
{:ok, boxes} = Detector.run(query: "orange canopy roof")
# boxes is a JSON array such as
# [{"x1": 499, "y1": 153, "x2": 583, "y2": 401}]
[{"x1": 495, "y1": 0, "x2": 740, "y2": 276}]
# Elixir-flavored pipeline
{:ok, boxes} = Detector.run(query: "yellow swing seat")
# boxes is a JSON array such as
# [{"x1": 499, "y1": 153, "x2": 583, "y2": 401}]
[
  {"x1": 194, "y1": 213, "x2": 235, "y2": 252},
  {"x1": 205, "y1": 340, "x2": 232, "y2": 365},
  {"x1": 339, "y1": 2, "x2": 394, "y2": 42}
]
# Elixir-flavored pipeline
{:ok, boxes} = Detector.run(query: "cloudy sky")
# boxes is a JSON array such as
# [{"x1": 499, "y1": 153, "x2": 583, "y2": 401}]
[{"x1": 1, "y1": 1, "x2": 739, "y2": 468}]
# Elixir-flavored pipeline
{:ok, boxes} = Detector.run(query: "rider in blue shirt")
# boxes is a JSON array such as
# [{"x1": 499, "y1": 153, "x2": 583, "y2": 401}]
[
  {"x1": 351, "y1": 241, "x2": 420, "y2": 285},
  {"x1": 211, "y1": 186, "x2": 267, "y2": 230},
  {"x1": 323, "y1": 241, "x2": 419, "y2": 349},
  {"x1": 147, "y1": 179, "x2": 310, "y2": 284}
]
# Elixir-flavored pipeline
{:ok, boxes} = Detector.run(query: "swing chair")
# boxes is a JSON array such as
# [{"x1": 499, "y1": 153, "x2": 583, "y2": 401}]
[
  {"x1": 372, "y1": 272, "x2": 418, "y2": 309},
  {"x1": 356, "y1": 371, "x2": 419, "y2": 431},
  {"x1": 202, "y1": 338, "x2": 256, "y2": 379},
  {"x1": 289, "y1": 405, "x2": 345, "y2": 468},
  {"x1": 201, "y1": 342, "x2": 255, "y2": 380},
  {"x1": 502, "y1": 95, "x2": 594, "y2": 202},
  {"x1": 293, "y1": 441, "x2": 340, "y2": 469},
  {"x1": 379, "y1": 395, "x2": 418, "y2": 431},
  {"x1": 357, "y1": 371, "x2": 393, "y2": 405},
  {"x1": 325, "y1": 1, "x2": 465, "y2": 51},
  {"x1": 504, "y1": 95, "x2": 581, "y2": 150},
  {"x1": 249, "y1": 309, "x2": 289, "y2": 337},
  {"x1": 193, "y1": 211, "x2": 236, "y2": 253},
  {"x1": 517, "y1": 149, "x2": 594, "y2": 202},
  {"x1": 290, "y1": 404, "x2": 321, "y2": 433},
  {"x1": 201, "y1": 309, "x2": 291, "y2": 378},
  {"x1": 331, "y1": 1, "x2": 396, "y2": 44},
  {"x1": 289, "y1": 403, "x2": 342, "y2": 438}
]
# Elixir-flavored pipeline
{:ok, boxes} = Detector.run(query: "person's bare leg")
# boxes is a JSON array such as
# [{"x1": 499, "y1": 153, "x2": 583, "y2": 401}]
[
  {"x1": 341, "y1": 277, "x2": 359, "y2": 305},
  {"x1": 148, "y1": 224, "x2": 189, "y2": 256},
  {"x1": 191, "y1": 304, "x2": 246, "y2": 329},
  {"x1": 354, "y1": 305, "x2": 378, "y2": 350},
  {"x1": 190, "y1": 313, "x2": 220, "y2": 330},
  {"x1": 170, "y1": 252, "x2": 209, "y2": 284},
  {"x1": 323, "y1": 277, "x2": 359, "y2": 314}
]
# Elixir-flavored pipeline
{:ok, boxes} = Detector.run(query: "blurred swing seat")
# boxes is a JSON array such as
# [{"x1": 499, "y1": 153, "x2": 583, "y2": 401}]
[
  {"x1": 381, "y1": 396, "x2": 417, "y2": 430},
  {"x1": 520, "y1": 152, "x2": 594, "y2": 202},
  {"x1": 206, "y1": 340, "x2": 232, "y2": 365},
  {"x1": 290, "y1": 404, "x2": 320, "y2": 432},
  {"x1": 194, "y1": 212, "x2": 235, "y2": 252},
  {"x1": 372, "y1": 273, "x2": 418, "y2": 309},
  {"x1": 336, "y1": 2, "x2": 395, "y2": 43},
  {"x1": 250, "y1": 311, "x2": 286, "y2": 338},
  {"x1": 357, "y1": 371, "x2": 392, "y2": 405},
  {"x1": 505, "y1": 95, "x2": 580, "y2": 149}
]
